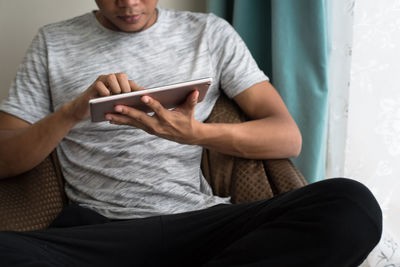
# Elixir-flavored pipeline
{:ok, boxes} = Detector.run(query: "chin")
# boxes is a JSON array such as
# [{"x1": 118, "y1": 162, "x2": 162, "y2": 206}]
[{"x1": 121, "y1": 25, "x2": 146, "y2": 33}]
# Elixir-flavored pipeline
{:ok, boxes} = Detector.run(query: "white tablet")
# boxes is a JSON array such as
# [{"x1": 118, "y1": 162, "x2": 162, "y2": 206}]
[{"x1": 89, "y1": 77, "x2": 212, "y2": 122}]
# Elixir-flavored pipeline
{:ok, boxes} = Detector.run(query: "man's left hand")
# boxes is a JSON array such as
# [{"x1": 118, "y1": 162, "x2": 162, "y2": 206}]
[{"x1": 105, "y1": 90, "x2": 201, "y2": 145}]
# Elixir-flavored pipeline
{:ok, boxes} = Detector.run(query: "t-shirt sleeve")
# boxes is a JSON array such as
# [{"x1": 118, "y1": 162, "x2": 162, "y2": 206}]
[
  {"x1": 0, "y1": 28, "x2": 52, "y2": 124},
  {"x1": 206, "y1": 14, "x2": 269, "y2": 99}
]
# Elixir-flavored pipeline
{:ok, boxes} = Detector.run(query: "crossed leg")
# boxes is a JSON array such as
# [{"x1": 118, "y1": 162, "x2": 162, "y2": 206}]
[{"x1": 0, "y1": 178, "x2": 382, "y2": 267}]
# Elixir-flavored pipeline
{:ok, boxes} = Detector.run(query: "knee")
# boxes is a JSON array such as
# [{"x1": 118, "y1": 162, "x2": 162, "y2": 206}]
[
  {"x1": 322, "y1": 178, "x2": 382, "y2": 226},
  {"x1": 315, "y1": 178, "x2": 382, "y2": 252}
]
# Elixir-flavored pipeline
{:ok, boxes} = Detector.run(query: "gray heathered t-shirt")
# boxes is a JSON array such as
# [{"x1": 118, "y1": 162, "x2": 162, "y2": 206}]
[{"x1": 1, "y1": 8, "x2": 268, "y2": 219}]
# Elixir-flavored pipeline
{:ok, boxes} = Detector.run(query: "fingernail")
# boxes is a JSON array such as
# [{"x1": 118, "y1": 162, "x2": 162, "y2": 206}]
[
  {"x1": 105, "y1": 114, "x2": 112, "y2": 121},
  {"x1": 142, "y1": 96, "x2": 149, "y2": 104},
  {"x1": 115, "y1": 106, "x2": 123, "y2": 112}
]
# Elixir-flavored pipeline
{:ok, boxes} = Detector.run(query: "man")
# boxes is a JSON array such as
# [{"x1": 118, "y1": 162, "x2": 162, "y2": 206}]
[{"x1": 0, "y1": 0, "x2": 382, "y2": 266}]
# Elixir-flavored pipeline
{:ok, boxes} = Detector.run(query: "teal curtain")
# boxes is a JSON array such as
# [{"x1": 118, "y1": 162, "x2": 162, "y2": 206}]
[{"x1": 208, "y1": 0, "x2": 329, "y2": 183}]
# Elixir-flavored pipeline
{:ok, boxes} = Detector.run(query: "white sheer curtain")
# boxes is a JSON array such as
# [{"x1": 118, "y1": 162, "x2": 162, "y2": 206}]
[
  {"x1": 328, "y1": 0, "x2": 400, "y2": 266},
  {"x1": 326, "y1": 0, "x2": 354, "y2": 178}
]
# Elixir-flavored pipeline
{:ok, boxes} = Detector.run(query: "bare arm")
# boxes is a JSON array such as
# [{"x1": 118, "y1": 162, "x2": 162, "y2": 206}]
[
  {"x1": 196, "y1": 81, "x2": 302, "y2": 159},
  {"x1": 0, "y1": 107, "x2": 78, "y2": 178},
  {"x1": 107, "y1": 80, "x2": 302, "y2": 159},
  {"x1": 0, "y1": 73, "x2": 143, "y2": 179}
]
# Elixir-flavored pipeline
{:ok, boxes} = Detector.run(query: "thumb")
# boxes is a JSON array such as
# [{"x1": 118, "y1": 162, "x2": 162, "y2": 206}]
[{"x1": 183, "y1": 90, "x2": 199, "y2": 112}]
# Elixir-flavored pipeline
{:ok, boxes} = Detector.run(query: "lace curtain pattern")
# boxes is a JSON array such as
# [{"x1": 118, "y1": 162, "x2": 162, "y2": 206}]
[{"x1": 328, "y1": 0, "x2": 400, "y2": 266}]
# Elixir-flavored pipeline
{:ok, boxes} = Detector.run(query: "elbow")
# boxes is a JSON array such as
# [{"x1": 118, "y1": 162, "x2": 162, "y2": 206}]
[
  {"x1": 291, "y1": 137, "x2": 302, "y2": 158},
  {"x1": 0, "y1": 173, "x2": 9, "y2": 180},
  {"x1": 288, "y1": 127, "x2": 302, "y2": 158},
  {"x1": 0, "y1": 160, "x2": 20, "y2": 179},
  {"x1": 0, "y1": 163, "x2": 11, "y2": 179}
]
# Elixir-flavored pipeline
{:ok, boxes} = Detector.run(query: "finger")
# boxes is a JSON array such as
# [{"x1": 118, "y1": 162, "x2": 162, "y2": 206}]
[
  {"x1": 106, "y1": 112, "x2": 150, "y2": 130},
  {"x1": 129, "y1": 80, "x2": 145, "y2": 92},
  {"x1": 93, "y1": 80, "x2": 111, "y2": 97},
  {"x1": 105, "y1": 74, "x2": 121, "y2": 95},
  {"x1": 189, "y1": 90, "x2": 199, "y2": 106},
  {"x1": 176, "y1": 90, "x2": 199, "y2": 114},
  {"x1": 141, "y1": 95, "x2": 166, "y2": 116},
  {"x1": 116, "y1": 73, "x2": 131, "y2": 93},
  {"x1": 113, "y1": 105, "x2": 155, "y2": 126}
]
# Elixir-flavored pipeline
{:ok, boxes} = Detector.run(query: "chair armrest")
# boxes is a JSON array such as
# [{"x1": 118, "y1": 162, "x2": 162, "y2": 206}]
[
  {"x1": 0, "y1": 151, "x2": 67, "y2": 231},
  {"x1": 263, "y1": 159, "x2": 307, "y2": 195},
  {"x1": 201, "y1": 92, "x2": 307, "y2": 203}
]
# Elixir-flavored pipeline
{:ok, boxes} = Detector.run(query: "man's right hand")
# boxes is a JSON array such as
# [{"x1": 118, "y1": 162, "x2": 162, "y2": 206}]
[
  {"x1": 62, "y1": 73, "x2": 144, "y2": 123},
  {"x1": 0, "y1": 73, "x2": 144, "y2": 178}
]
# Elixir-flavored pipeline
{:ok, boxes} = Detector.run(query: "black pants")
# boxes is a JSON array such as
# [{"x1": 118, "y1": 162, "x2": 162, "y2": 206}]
[{"x1": 0, "y1": 178, "x2": 382, "y2": 267}]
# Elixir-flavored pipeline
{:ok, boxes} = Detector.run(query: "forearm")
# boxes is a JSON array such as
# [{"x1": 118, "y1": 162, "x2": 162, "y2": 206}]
[
  {"x1": 195, "y1": 117, "x2": 302, "y2": 159},
  {"x1": 0, "y1": 103, "x2": 78, "y2": 178}
]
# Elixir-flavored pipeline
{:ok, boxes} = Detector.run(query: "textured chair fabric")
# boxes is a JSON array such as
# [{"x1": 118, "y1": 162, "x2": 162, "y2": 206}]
[
  {"x1": 0, "y1": 93, "x2": 307, "y2": 231},
  {"x1": 201, "y1": 93, "x2": 307, "y2": 203},
  {"x1": 0, "y1": 152, "x2": 67, "y2": 231}
]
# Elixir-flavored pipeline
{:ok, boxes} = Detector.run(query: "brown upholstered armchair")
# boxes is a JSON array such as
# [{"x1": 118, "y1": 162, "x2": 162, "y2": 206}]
[{"x1": 0, "y1": 93, "x2": 307, "y2": 231}]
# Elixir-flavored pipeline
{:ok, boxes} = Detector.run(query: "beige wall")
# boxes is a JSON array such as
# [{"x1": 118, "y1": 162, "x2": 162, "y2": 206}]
[
  {"x1": 0, "y1": 0, "x2": 207, "y2": 102},
  {"x1": 158, "y1": 0, "x2": 206, "y2": 12}
]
